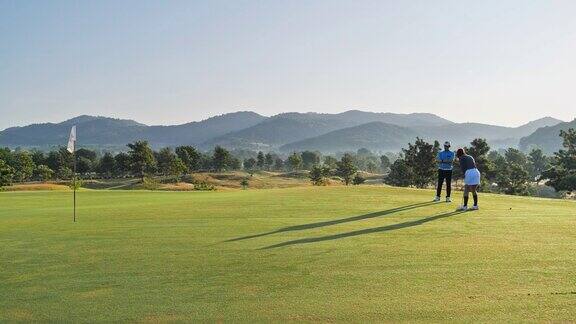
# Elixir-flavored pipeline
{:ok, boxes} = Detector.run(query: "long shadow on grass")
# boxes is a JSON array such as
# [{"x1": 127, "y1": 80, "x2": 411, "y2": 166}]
[
  {"x1": 261, "y1": 210, "x2": 465, "y2": 249},
  {"x1": 226, "y1": 201, "x2": 437, "y2": 242}
]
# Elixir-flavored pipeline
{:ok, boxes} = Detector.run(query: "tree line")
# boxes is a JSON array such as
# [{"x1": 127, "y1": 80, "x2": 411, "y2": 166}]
[
  {"x1": 384, "y1": 129, "x2": 576, "y2": 197},
  {"x1": 1, "y1": 129, "x2": 574, "y2": 197},
  {"x1": 0, "y1": 141, "x2": 392, "y2": 187}
]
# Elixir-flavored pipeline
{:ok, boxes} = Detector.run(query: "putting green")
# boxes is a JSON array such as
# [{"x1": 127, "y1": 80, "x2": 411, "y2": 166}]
[{"x1": 1, "y1": 186, "x2": 575, "y2": 322}]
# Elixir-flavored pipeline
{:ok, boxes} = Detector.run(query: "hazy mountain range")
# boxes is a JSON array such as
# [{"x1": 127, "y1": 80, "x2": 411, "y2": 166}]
[{"x1": 0, "y1": 111, "x2": 570, "y2": 153}]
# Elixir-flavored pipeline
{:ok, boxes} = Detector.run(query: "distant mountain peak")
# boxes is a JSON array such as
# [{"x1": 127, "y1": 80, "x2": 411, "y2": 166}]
[
  {"x1": 519, "y1": 116, "x2": 563, "y2": 127},
  {"x1": 60, "y1": 115, "x2": 146, "y2": 127}
]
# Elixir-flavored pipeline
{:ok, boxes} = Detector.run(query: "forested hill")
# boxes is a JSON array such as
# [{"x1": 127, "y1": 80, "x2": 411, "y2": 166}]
[
  {"x1": 0, "y1": 112, "x2": 265, "y2": 149},
  {"x1": 519, "y1": 119, "x2": 576, "y2": 154},
  {"x1": 0, "y1": 110, "x2": 566, "y2": 153}
]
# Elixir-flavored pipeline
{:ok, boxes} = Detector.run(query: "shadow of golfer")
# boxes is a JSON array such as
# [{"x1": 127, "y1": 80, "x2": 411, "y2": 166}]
[
  {"x1": 261, "y1": 210, "x2": 465, "y2": 249},
  {"x1": 225, "y1": 201, "x2": 437, "y2": 242}
]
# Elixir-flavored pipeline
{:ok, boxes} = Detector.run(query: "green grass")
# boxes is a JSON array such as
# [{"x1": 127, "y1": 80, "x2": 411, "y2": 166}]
[{"x1": 1, "y1": 186, "x2": 576, "y2": 322}]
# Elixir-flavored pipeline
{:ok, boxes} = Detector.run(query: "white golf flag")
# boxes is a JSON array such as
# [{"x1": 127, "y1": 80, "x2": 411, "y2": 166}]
[{"x1": 67, "y1": 126, "x2": 76, "y2": 153}]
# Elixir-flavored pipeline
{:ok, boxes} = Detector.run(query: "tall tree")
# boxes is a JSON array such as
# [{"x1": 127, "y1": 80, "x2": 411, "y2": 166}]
[
  {"x1": 114, "y1": 152, "x2": 131, "y2": 177},
  {"x1": 34, "y1": 165, "x2": 54, "y2": 182},
  {"x1": 256, "y1": 151, "x2": 265, "y2": 169},
  {"x1": 243, "y1": 157, "x2": 257, "y2": 172},
  {"x1": 0, "y1": 159, "x2": 14, "y2": 187},
  {"x1": 301, "y1": 151, "x2": 321, "y2": 170},
  {"x1": 273, "y1": 157, "x2": 284, "y2": 171},
  {"x1": 30, "y1": 150, "x2": 46, "y2": 166},
  {"x1": 403, "y1": 138, "x2": 440, "y2": 188},
  {"x1": 45, "y1": 148, "x2": 73, "y2": 174},
  {"x1": 98, "y1": 152, "x2": 116, "y2": 178},
  {"x1": 504, "y1": 148, "x2": 528, "y2": 167},
  {"x1": 169, "y1": 157, "x2": 187, "y2": 178},
  {"x1": 156, "y1": 147, "x2": 177, "y2": 176},
  {"x1": 127, "y1": 141, "x2": 156, "y2": 181},
  {"x1": 385, "y1": 158, "x2": 413, "y2": 187},
  {"x1": 542, "y1": 129, "x2": 576, "y2": 192},
  {"x1": 228, "y1": 157, "x2": 242, "y2": 170},
  {"x1": 76, "y1": 157, "x2": 93, "y2": 174},
  {"x1": 76, "y1": 148, "x2": 97, "y2": 163},
  {"x1": 336, "y1": 153, "x2": 357, "y2": 185},
  {"x1": 528, "y1": 148, "x2": 549, "y2": 180},
  {"x1": 288, "y1": 152, "x2": 302, "y2": 171},
  {"x1": 175, "y1": 146, "x2": 201, "y2": 172},
  {"x1": 10, "y1": 151, "x2": 35, "y2": 182},
  {"x1": 309, "y1": 165, "x2": 331, "y2": 186},
  {"x1": 323, "y1": 156, "x2": 338, "y2": 169},
  {"x1": 212, "y1": 146, "x2": 231, "y2": 172},
  {"x1": 265, "y1": 153, "x2": 274, "y2": 170},
  {"x1": 380, "y1": 155, "x2": 391, "y2": 173},
  {"x1": 495, "y1": 163, "x2": 531, "y2": 195}
]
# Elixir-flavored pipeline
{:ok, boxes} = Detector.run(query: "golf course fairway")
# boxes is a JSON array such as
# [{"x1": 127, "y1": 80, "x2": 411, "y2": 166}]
[{"x1": 2, "y1": 186, "x2": 575, "y2": 322}]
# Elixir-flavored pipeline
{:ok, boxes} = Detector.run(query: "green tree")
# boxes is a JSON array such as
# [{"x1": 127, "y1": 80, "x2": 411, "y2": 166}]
[
  {"x1": 323, "y1": 156, "x2": 338, "y2": 169},
  {"x1": 57, "y1": 166, "x2": 73, "y2": 180},
  {"x1": 309, "y1": 165, "x2": 331, "y2": 186},
  {"x1": 76, "y1": 148, "x2": 97, "y2": 164},
  {"x1": 76, "y1": 157, "x2": 92, "y2": 174},
  {"x1": 11, "y1": 151, "x2": 35, "y2": 182},
  {"x1": 45, "y1": 148, "x2": 73, "y2": 172},
  {"x1": 228, "y1": 157, "x2": 242, "y2": 170},
  {"x1": 212, "y1": 146, "x2": 231, "y2": 172},
  {"x1": 156, "y1": 147, "x2": 177, "y2": 176},
  {"x1": 0, "y1": 159, "x2": 15, "y2": 187},
  {"x1": 273, "y1": 157, "x2": 284, "y2": 171},
  {"x1": 385, "y1": 158, "x2": 413, "y2": 187},
  {"x1": 496, "y1": 162, "x2": 531, "y2": 195},
  {"x1": 528, "y1": 148, "x2": 549, "y2": 180},
  {"x1": 34, "y1": 164, "x2": 54, "y2": 182},
  {"x1": 256, "y1": 151, "x2": 265, "y2": 169},
  {"x1": 243, "y1": 157, "x2": 257, "y2": 173},
  {"x1": 336, "y1": 153, "x2": 357, "y2": 185},
  {"x1": 265, "y1": 153, "x2": 274, "y2": 170},
  {"x1": 175, "y1": 146, "x2": 201, "y2": 172},
  {"x1": 366, "y1": 161, "x2": 378, "y2": 174},
  {"x1": 504, "y1": 148, "x2": 528, "y2": 167},
  {"x1": 0, "y1": 147, "x2": 10, "y2": 162},
  {"x1": 127, "y1": 141, "x2": 156, "y2": 181},
  {"x1": 354, "y1": 148, "x2": 379, "y2": 172},
  {"x1": 542, "y1": 129, "x2": 576, "y2": 192},
  {"x1": 288, "y1": 152, "x2": 302, "y2": 171},
  {"x1": 403, "y1": 138, "x2": 440, "y2": 188},
  {"x1": 380, "y1": 155, "x2": 391, "y2": 173},
  {"x1": 31, "y1": 150, "x2": 46, "y2": 166},
  {"x1": 169, "y1": 157, "x2": 187, "y2": 179},
  {"x1": 98, "y1": 152, "x2": 116, "y2": 178},
  {"x1": 301, "y1": 151, "x2": 321, "y2": 170},
  {"x1": 114, "y1": 152, "x2": 131, "y2": 177},
  {"x1": 352, "y1": 173, "x2": 366, "y2": 185}
]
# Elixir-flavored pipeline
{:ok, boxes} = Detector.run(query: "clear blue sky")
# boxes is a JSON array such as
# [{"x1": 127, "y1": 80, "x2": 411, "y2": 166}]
[{"x1": 1, "y1": 0, "x2": 576, "y2": 130}]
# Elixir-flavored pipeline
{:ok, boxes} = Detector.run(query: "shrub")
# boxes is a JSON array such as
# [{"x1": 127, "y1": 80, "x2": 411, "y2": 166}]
[
  {"x1": 68, "y1": 178, "x2": 84, "y2": 190},
  {"x1": 194, "y1": 181, "x2": 216, "y2": 191},
  {"x1": 142, "y1": 176, "x2": 160, "y2": 190},
  {"x1": 240, "y1": 178, "x2": 249, "y2": 189},
  {"x1": 352, "y1": 173, "x2": 366, "y2": 185}
]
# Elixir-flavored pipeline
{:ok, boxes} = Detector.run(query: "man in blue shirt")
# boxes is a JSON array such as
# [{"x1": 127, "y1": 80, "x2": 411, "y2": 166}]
[{"x1": 435, "y1": 141, "x2": 455, "y2": 202}]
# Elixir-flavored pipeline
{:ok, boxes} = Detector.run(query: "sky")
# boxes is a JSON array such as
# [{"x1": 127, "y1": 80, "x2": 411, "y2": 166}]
[{"x1": 1, "y1": 0, "x2": 576, "y2": 130}]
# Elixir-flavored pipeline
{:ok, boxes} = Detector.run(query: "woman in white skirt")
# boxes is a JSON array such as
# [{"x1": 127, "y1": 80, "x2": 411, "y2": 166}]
[{"x1": 456, "y1": 148, "x2": 480, "y2": 211}]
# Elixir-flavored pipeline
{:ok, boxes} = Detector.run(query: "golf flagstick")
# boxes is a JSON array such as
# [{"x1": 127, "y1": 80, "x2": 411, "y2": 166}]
[{"x1": 67, "y1": 126, "x2": 77, "y2": 222}]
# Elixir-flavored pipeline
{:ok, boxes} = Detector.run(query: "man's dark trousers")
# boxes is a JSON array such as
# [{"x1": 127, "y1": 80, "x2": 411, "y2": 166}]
[{"x1": 436, "y1": 169, "x2": 452, "y2": 198}]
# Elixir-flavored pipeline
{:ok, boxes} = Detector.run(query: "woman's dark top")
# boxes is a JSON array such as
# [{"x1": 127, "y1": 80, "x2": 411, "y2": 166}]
[{"x1": 459, "y1": 155, "x2": 477, "y2": 173}]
